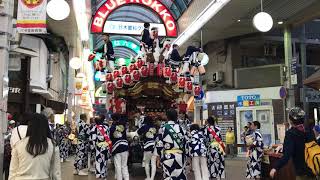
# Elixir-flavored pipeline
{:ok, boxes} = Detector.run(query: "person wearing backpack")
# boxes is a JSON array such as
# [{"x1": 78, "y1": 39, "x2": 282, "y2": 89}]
[{"x1": 270, "y1": 107, "x2": 316, "y2": 180}]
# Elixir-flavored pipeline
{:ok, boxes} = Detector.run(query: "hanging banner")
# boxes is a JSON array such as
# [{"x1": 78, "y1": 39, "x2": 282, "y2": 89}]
[
  {"x1": 17, "y1": 0, "x2": 47, "y2": 34},
  {"x1": 74, "y1": 78, "x2": 83, "y2": 96}
]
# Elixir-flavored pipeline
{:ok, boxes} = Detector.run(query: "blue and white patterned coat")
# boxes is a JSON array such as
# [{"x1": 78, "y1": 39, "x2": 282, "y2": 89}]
[
  {"x1": 246, "y1": 129, "x2": 264, "y2": 179},
  {"x1": 188, "y1": 129, "x2": 207, "y2": 157},
  {"x1": 155, "y1": 121, "x2": 187, "y2": 180},
  {"x1": 204, "y1": 125, "x2": 225, "y2": 179},
  {"x1": 110, "y1": 123, "x2": 129, "y2": 155},
  {"x1": 89, "y1": 124, "x2": 111, "y2": 178},
  {"x1": 74, "y1": 120, "x2": 90, "y2": 171},
  {"x1": 137, "y1": 124, "x2": 157, "y2": 152}
]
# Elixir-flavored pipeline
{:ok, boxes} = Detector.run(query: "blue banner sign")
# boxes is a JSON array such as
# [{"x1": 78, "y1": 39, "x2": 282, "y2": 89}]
[{"x1": 237, "y1": 95, "x2": 260, "y2": 107}]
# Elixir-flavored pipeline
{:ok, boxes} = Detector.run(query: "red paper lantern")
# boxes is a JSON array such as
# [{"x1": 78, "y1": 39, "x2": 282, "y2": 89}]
[
  {"x1": 106, "y1": 81, "x2": 115, "y2": 94},
  {"x1": 157, "y1": 63, "x2": 164, "y2": 77},
  {"x1": 123, "y1": 74, "x2": 132, "y2": 85},
  {"x1": 99, "y1": 59, "x2": 107, "y2": 71},
  {"x1": 114, "y1": 98, "x2": 126, "y2": 114},
  {"x1": 193, "y1": 84, "x2": 201, "y2": 97},
  {"x1": 178, "y1": 76, "x2": 186, "y2": 89},
  {"x1": 106, "y1": 72, "x2": 113, "y2": 82},
  {"x1": 185, "y1": 81, "x2": 193, "y2": 93},
  {"x1": 115, "y1": 77, "x2": 123, "y2": 89},
  {"x1": 88, "y1": 53, "x2": 96, "y2": 61},
  {"x1": 140, "y1": 65, "x2": 148, "y2": 77},
  {"x1": 163, "y1": 66, "x2": 172, "y2": 79},
  {"x1": 113, "y1": 69, "x2": 120, "y2": 78},
  {"x1": 120, "y1": 65, "x2": 128, "y2": 75},
  {"x1": 136, "y1": 59, "x2": 144, "y2": 69},
  {"x1": 129, "y1": 63, "x2": 136, "y2": 73},
  {"x1": 170, "y1": 71, "x2": 178, "y2": 84},
  {"x1": 148, "y1": 63, "x2": 155, "y2": 76},
  {"x1": 131, "y1": 70, "x2": 140, "y2": 82}
]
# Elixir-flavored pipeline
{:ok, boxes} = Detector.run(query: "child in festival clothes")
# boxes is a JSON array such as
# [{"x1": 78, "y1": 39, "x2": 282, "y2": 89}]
[
  {"x1": 188, "y1": 124, "x2": 209, "y2": 180},
  {"x1": 246, "y1": 121, "x2": 264, "y2": 179},
  {"x1": 137, "y1": 116, "x2": 157, "y2": 180},
  {"x1": 110, "y1": 114, "x2": 129, "y2": 180}
]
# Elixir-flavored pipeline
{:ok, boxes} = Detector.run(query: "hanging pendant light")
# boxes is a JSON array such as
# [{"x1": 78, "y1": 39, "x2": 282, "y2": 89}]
[
  {"x1": 47, "y1": 0, "x2": 70, "y2": 21},
  {"x1": 253, "y1": 0, "x2": 273, "y2": 32}
]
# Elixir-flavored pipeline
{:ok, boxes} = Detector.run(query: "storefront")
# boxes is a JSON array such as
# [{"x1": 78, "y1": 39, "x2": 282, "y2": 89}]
[{"x1": 206, "y1": 86, "x2": 285, "y2": 156}]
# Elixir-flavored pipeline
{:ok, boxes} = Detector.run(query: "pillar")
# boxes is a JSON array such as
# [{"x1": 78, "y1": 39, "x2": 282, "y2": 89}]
[
  {"x1": 284, "y1": 26, "x2": 295, "y2": 121},
  {"x1": 0, "y1": 0, "x2": 14, "y2": 177},
  {"x1": 300, "y1": 25, "x2": 308, "y2": 118}
]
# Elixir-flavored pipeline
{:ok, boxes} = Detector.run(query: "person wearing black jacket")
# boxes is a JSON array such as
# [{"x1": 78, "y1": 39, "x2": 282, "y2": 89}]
[
  {"x1": 94, "y1": 33, "x2": 115, "y2": 70},
  {"x1": 168, "y1": 44, "x2": 181, "y2": 67},
  {"x1": 270, "y1": 107, "x2": 316, "y2": 180},
  {"x1": 141, "y1": 22, "x2": 153, "y2": 52}
]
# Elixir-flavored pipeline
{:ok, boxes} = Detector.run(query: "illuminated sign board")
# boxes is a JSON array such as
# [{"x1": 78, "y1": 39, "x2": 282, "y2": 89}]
[
  {"x1": 91, "y1": 0, "x2": 177, "y2": 37},
  {"x1": 112, "y1": 39, "x2": 140, "y2": 53},
  {"x1": 104, "y1": 21, "x2": 166, "y2": 36}
]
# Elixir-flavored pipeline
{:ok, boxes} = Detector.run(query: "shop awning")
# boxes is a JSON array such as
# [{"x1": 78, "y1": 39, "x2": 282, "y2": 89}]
[
  {"x1": 10, "y1": 46, "x2": 38, "y2": 57},
  {"x1": 303, "y1": 69, "x2": 320, "y2": 90},
  {"x1": 31, "y1": 88, "x2": 53, "y2": 100}
]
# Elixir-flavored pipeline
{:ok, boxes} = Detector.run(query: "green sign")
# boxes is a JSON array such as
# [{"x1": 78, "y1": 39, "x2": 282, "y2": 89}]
[{"x1": 112, "y1": 40, "x2": 140, "y2": 54}]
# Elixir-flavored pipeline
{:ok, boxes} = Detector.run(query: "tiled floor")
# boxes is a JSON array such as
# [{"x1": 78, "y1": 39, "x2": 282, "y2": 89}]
[{"x1": 61, "y1": 157, "x2": 247, "y2": 180}]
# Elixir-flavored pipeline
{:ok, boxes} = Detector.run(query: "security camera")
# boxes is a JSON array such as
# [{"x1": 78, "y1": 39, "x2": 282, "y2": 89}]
[{"x1": 46, "y1": 75, "x2": 53, "y2": 82}]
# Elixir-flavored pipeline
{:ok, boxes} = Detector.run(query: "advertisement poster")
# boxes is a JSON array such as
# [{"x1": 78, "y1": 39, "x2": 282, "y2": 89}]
[{"x1": 17, "y1": 0, "x2": 47, "y2": 34}]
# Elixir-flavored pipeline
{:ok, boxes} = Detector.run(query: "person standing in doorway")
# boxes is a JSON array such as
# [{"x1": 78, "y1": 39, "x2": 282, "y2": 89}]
[
  {"x1": 74, "y1": 114, "x2": 90, "y2": 176},
  {"x1": 246, "y1": 121, "x2": 264, "y2": 179},
  {"x1": 226, "y1": 127, "x2": 235, "y2": 158},
  {"x1": 89, "y1": 117, "x2": 112, "y2": 179},
  {"x1": 204, "y1": 116, "x2": 225, "y2": 179},
  {"x1": 188, "y1": 124, "x2": 209, "y2": 180},
  {"x1": 110, "y1": 113, "x2": 129, "y2": 180},
  {"x1": 137, "y1": 116, "x2": 157, "y2": 180},
  {"x1": 154, "y1": 108, "x2": 188, "y2": 179}
]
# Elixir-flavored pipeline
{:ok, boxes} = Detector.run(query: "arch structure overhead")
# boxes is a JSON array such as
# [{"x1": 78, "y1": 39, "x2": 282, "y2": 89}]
[{"x1": 91, "y1": 0, "x2": 178, "y2": 37}]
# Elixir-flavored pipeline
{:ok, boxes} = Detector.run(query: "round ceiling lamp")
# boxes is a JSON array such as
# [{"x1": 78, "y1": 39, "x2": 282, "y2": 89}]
[
  {"x1": 253, "y1": 12, "x2": 273, "y2": 32},
  {"x1": 46, "y1": 0, "x2": 70, "y2": 21},
  {"x1": 70, "y1": 57, "x2": 82, "y2": 69}
]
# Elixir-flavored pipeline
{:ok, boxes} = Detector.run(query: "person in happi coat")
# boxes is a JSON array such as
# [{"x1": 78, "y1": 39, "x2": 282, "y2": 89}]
[
  {"x1": 94, "y1": 33, "x2": 115, "y2": 70},
  {"x1": 74, "y1": 114, "x2": 90, "y2": 176},
  {"x1": 89, "y1": 117, "x2": 112, "y2": 179},
  {"x1": 110, "y1": 113, "x2": 129, "y2": 180},
  {"x1": 56, "y1": 123, "x2": 71, "y2": 163},
  {"x1": 137, "y1": 116, "x2": 158, "y2": 180},
  {"x1": 204, "y1": 116, "x2": 225, "y2": 179},
  {"x1": 154, "y1": 108, "x2": 187, "y2": 180},
  {"x1": 246, "y1": 121, "x2": 264, "y2": 179},
  {"x1": 188, "y1": 124, "x2": 209, "y2": 180},
  {"x1": 88, "y1": 117, "x2": 96, "y2": 173}
]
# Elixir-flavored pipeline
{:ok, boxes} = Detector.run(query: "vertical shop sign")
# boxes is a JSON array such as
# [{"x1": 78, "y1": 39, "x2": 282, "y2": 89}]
[
  {"x1": 291, "y1": 57, "x2": 298, "y2": 85},
  {"x1": 17, "y1": 0, "x2": 47, "y2": 34}
]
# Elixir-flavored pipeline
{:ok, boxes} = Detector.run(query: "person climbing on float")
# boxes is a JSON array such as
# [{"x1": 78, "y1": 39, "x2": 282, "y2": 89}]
[
  {"x1": 93, "y1": 33, "x2": 115, "y2": 72},
  {"x1": 168, "y1": 44, "x2": 182, "y2": 70},
  {"x1": 140, "y1": 22, "x2": 153, "y2": 54}
]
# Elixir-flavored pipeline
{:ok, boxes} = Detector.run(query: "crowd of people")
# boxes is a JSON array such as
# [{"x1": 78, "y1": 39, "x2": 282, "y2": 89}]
[{"x1": 3, "y1": 107, "x2": 320, "y2": 180}]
